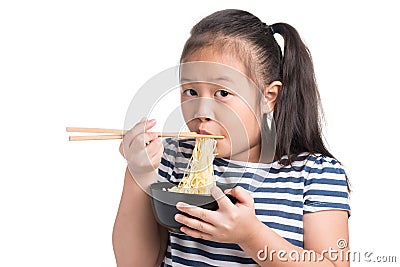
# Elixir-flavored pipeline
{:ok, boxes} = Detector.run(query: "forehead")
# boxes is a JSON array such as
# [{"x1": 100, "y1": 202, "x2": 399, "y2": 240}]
[
  {"x1": 180, "y1": 49, "x2": 259, "y2": 95},
  {"x1": 182, "y1": 48, "x2": 247, "y2": 73}
]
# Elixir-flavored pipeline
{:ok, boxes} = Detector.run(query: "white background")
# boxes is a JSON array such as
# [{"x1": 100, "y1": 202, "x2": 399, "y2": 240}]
[{"x1": 1, "y1": 1, "x2": 399, "y2": 266}]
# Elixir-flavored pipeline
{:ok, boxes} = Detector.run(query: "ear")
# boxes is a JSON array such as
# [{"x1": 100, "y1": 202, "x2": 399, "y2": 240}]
[{"x1": 261, "y1": 81, "x2": 282, "y2": 113}]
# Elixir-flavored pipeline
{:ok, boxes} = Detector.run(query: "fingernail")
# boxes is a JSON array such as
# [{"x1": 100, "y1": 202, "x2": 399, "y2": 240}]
[{"x1": 176, "y1": 202, "x2": 188, "y2": 208}]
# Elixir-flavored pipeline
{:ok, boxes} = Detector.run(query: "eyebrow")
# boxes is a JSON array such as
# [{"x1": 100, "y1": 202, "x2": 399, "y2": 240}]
[{"x1": 180, "y1": 76, "x2": 234, "y2": 84}]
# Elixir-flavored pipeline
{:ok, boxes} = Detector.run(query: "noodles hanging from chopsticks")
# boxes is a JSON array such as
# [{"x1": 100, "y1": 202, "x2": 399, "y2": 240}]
[{"x1": 169, "y1": 138, "x2": 217, "y2": 194}]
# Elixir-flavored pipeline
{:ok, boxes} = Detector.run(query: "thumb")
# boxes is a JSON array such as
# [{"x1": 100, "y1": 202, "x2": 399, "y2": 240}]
[{"x1": 227, "y1": 186, "x2": 253, "y2": 207}]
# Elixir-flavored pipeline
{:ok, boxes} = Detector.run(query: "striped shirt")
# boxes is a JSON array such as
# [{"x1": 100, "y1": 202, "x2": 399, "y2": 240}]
[{"x1": 158, "y1": 138, "x2": 350, "y2": 267}]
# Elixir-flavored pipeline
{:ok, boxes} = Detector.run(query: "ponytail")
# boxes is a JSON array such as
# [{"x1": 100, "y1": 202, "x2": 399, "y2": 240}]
[
  {"x1": 271, "y1": 23, "x2": 333, "y2": 162},
  {"x1": 271, "y1": 23, "x2": 350, "y2": 191}
]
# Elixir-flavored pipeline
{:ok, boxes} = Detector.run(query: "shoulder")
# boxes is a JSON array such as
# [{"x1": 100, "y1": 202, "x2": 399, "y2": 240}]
[
  {"x1": 274, "y1": 153, "x2": 346, "y2": 177},
  {"x1": 276, "y1": 153, "x2": 348, "y2": 188},
  {"x1": 301, "y1": 153, "x2": 348, "y2": 188},
  {"x1": 304, "y1": 153, "x2": 347, "y2": 177}
]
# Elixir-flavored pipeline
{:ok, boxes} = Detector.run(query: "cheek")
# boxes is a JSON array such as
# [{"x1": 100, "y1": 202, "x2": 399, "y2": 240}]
[
  {"x1": 214, "y1": 106, "x2": 261, "y2": 157},
  {"x1": 222, "y1": 104, "x2": 260, "y2": 137},
  {"x1": 247, "y1": 114, "x2": 262, "y2": 139},
  {"x1": 240, "y1": 103, "x2": 261, "y2": 137},
  {"x1": 181, "y1": 100, "x2": 194, "y2": 122},
  {"x1": 186, "y1": 120, "x2": 197, "y2": 132}
]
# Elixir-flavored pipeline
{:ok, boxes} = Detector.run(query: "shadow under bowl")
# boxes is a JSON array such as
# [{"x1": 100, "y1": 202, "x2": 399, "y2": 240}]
[{"x1": 150, "y1": 182, "x2": 236, "y2": 233}]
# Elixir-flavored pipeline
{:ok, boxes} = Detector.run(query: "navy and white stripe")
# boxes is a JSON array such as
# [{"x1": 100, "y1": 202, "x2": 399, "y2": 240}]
[{"x1": 158, "y1": 138, "x2": 350, "y2": 267}]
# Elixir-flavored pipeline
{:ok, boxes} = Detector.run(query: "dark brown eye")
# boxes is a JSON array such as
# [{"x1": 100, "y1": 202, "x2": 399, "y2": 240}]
[
  {"x1": 183, "y1": 89, "x2": 197, "y2": 96},
  {"x1": 215, "y1": 90, "x2": 230, "y2": 97}
]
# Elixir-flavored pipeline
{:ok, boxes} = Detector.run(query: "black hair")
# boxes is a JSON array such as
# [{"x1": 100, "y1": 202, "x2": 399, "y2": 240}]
[{"x1": 180, "y1": 9, "x2": 349, "y2": 190}]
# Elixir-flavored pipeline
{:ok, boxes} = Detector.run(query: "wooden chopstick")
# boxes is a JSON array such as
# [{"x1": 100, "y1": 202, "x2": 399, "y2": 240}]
[
  {"x1": 66, "y1": 127, "x2": 194, "y2": 135},
  {"x1": 174, "y1": 133, "x2": 224, "y2": 139},
  {"x1": 66, "y1": 127, "x2": 224, "y2": 141},
  {"x1": 69, "y1": 135, "x2": 124, "y2": 141},
  {"x1": 66, "y1": 127, "x2": 126, "y2": 134},
  {"x1": 68, "y1": 133, "x2": 224, "y2": 141}
]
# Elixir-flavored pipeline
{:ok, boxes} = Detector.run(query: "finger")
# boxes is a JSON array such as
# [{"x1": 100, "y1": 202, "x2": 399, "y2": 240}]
[
  {"x1": 124, "y1": 118, "x2": 156, "y2": 149},
  {"x1": 228, "y1": 186, "x2": 253, "y2": 206},
  {"x1": 146, "y1": 139, "x2": 163, "y2": 168},
  {"x1": 174, "y1": 213, "x2": 214, "y2": 234},
  {"x1": 124, "y1": 119, "x2": 157, "y2": 142},
  {"x1": 130, "y1": 132, "x2": 159, "y2": 149},
  {"x1": 179, "y1": 225, "x2": 213, "y2": 241},
  {"x1": 142, "y1": 132, "x2": 159, "y2": 146},
  {"x1": 146, "y1": 137, "x2": 163, "y2": 157},
  {"x1": 211, "y1": 186, "x2": 234, "y2": 210},
  {"x1": 176, "y1": 202, "x2": 216, "y2": 223},
  {"x1": 125, "y1": 134, "x2": 162, "y2": 170}
]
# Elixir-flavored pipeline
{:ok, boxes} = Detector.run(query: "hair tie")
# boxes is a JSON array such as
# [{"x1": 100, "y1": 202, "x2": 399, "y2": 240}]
[
  {"x1": 261, "y1": 22, "x2": 275, "y2": 35},
  {"x1": 269, "y1": 25, "x2": 275, "y2": 35}
]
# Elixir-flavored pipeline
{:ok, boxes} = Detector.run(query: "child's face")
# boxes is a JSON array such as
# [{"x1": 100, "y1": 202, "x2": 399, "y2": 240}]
[{"x1": 180, "y1": 48, "x2": 264, "y2": 162}]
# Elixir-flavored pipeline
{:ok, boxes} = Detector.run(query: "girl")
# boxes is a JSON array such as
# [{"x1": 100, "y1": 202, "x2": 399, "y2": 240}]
[{"x1": 113, "y1": 9, "x2": 350, "y2": 267}]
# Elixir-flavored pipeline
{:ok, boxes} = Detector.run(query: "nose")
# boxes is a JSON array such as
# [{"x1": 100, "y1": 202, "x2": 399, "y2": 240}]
[
  {"x1": 197, "y1": 116, "x2": 211, "y2": 122},
  {"x1": 194, "y1": 97, "x2": 215, "y2": 122}
]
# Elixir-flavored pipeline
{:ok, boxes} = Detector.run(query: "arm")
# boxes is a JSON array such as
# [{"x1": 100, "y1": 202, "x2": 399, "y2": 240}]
[
  {"x1": 112, "y1": 118, "x2": 168, "y2": 267},
  {"x1": 112, "y1": 168, "x2": 168, "y2": 267},
  {"x1": 239, "y1": 209, "x2": 349, "y2": 266}
]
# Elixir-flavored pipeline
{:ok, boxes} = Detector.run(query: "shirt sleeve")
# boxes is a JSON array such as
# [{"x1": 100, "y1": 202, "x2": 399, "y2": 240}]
[{"x1": 303, "y1": 155, "x2": 351, "y2": 215}]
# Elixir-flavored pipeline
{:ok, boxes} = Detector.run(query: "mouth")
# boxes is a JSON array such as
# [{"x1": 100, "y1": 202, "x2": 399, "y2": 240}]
[
  {"x1": 196, "y1": 124, "x2": 226, "y2": 139},
  {"x1": 197, "y1": 128, "x2": 213, "y2": 135}
]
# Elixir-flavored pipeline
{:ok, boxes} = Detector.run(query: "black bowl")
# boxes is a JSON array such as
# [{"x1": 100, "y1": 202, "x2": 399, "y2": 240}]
[{"x1": 150, "y1": 182, "x2": 237, "y2": 233}]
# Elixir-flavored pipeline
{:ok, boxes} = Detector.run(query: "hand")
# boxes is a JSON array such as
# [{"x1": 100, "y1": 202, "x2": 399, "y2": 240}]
[
  {"x1": 119, "y1": 118, "x2": 163, "y2": 178},
  {"x1": 175, "y1": 186, "x2": 260, "y2": 245}
]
